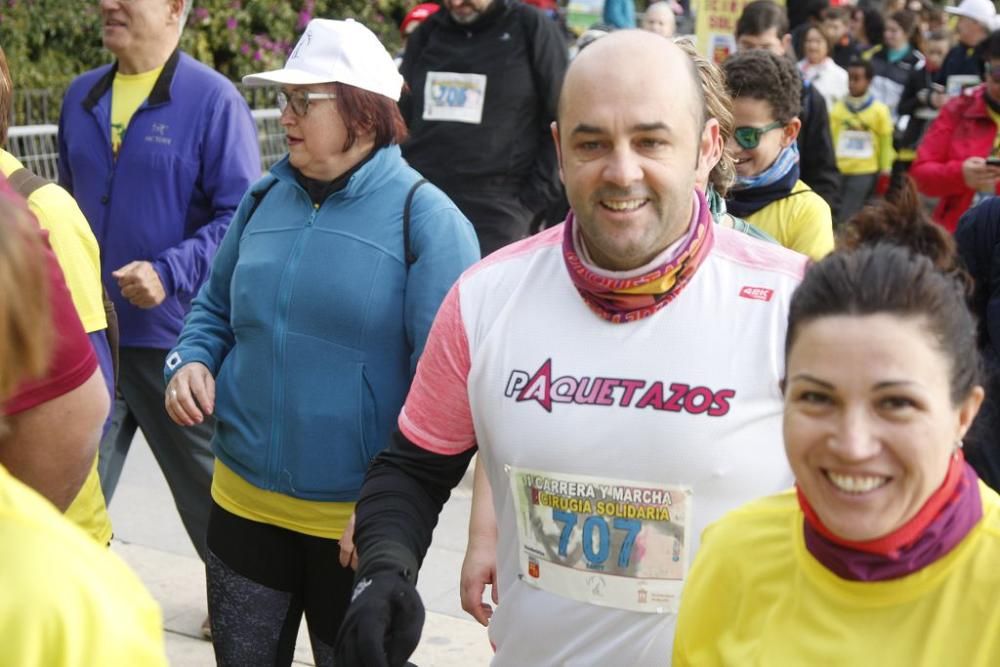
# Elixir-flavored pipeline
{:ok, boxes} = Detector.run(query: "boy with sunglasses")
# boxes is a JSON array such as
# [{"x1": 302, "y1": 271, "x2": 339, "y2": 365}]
[
  {"x1": 829, "y1": 59, "x2": 895, "y2": 224},
  {"x1": 723, "y1": 50, "x2": 834, "y2": 261}
]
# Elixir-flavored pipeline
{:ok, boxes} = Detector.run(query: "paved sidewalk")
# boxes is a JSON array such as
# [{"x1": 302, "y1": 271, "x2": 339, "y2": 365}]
[{"x1": 109, "y1": 435, "x2": 493, "y2": 666}]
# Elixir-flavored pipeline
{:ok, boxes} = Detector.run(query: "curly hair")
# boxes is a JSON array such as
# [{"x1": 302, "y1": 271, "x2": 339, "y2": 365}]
[
  {"x1": 722, "y1": 50, "x2": 801, "y2": 123},
  {"x1": 673, "y1": 38, "x2": 736, "y2": 196}
]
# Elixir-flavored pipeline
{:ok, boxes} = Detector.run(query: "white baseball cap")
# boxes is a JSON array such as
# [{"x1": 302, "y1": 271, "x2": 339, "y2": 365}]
[
  {"x1": 945, "y1": 0, "x2": 998, "y2": 29},
  {"x1": 242, "y1": 18, "x2": 404, "y2": 102}
]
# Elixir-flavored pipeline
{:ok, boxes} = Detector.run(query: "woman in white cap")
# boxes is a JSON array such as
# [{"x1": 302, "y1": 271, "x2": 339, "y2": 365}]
[{"x1": 162, "y1": 18, "x2": 479, "y2": 666}]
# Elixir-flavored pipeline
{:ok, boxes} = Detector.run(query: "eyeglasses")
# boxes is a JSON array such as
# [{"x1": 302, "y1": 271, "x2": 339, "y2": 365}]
[
  {"x1": 733, "y1": 121, "x2": 786, "y2": 150},
  {"x1": 277, "y1": 89, "x2": 337, "y2": 116}
]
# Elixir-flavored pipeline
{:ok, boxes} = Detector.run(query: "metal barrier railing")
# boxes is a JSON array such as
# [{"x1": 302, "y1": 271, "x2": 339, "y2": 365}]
[
  {"x1": 7, "y1": 124, "x2": 61, "y2": 181},
  {"x1": 252, "y1": 108, "x2": 285, "y2": 171},
  {"x1": 5, "y1": 110, "x2": 285, "y2": 180}
]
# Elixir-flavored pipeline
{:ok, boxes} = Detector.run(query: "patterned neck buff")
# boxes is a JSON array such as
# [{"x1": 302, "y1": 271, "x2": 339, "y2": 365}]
[
  {"x1": 798, "y1": 452, "x2": 983, "y2": 581},
  {"x1": 562, "y1": 190, "x2": 714, "y2": 323}
]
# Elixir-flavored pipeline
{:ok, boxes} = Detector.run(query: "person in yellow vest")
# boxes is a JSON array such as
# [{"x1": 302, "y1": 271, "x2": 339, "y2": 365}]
[
  {"x1": 0, "y1": 189, "x2": 166, "y2": 667},
  {"x1": 723, "y1": 49, "x2": 834, "y2": 261},
  {"x1": 0, "y1": 45, "x2": 114, "y2": 546},
  {"x1": 829, "y1": 58, "x2": 895, "y2": 225}
]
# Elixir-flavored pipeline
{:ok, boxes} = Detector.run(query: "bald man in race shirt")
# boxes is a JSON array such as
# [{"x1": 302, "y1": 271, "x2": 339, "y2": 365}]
[{"x1": 335, "y1": 31, "x2": 808, "y2": 666}]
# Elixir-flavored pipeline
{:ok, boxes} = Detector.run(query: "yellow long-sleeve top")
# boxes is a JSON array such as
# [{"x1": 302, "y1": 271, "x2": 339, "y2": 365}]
[
  {"x1": 674, "y1": 483, "x2": 1000, "y2": 667},
  {"x1": 829, "y1": 95, "x2": 896, "y2": 175},
  {"x1": 0, "y1": 465, "x2": 166, "y2": 666}
]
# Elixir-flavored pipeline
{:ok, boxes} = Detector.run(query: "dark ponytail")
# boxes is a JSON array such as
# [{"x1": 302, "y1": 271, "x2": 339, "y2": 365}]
[{"x1": 787, "y1": 178, "x2": 981, "y2": 404}]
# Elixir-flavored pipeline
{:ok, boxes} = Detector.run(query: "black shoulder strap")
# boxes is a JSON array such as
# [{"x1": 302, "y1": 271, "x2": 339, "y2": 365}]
[
  {"x1": 246, "y1": 177, "x2": 279, "y2": 224},
  {"x1": 7, "y1": 167, "x2": 51, "y2": 200},
  {"x1": 403, "y1": 178, "x2": 427, "y2": 268}
]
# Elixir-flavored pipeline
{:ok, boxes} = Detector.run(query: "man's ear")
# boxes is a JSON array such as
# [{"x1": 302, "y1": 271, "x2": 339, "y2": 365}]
[
  {"x1": 551, "y1": 121, "x2": 565, "y2": 184},
  {"x1": 781, "y1": 32, "x2": 793, "y2": 56},
  {"x1": 782, "y1": 117, "x2": 802, "y2": 146},
  {"x1": 696, "y1": 118, "x2": 721, "y2": 186}
]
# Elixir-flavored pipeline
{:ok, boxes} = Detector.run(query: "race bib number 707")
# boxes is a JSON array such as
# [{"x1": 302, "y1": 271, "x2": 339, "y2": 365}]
[{"x1": 507, "y1": 466, "x2": 692, "y2": 614}]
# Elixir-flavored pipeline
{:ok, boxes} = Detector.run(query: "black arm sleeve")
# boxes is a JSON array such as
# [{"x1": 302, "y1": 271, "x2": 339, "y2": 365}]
[
  {"x1": 896, "y1": 69, "x2": 924, "y2": 117},
  {"x1": 353, "y1": 430, "x2": 478, "y2": 576}
]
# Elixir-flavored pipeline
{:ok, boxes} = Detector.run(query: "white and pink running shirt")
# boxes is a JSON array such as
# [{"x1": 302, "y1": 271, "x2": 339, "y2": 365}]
[{"x1": 400, "y1": 223, "x2": 809, "y2": 666}]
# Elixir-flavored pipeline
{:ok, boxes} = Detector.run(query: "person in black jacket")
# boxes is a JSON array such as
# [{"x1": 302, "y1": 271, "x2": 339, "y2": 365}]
[
  {"x1": 399, "y1": 0, "x2": 568, "y2": 256},
  {"x1": 937, "y1": 0, "x2": 994, "y2": 94},
  {"x1": 735, "y1": 0, "x2": 842, "y2": 218},
  {"x1": 953, "y1": 196, "x2": 1000, "y2": 494},
  {"x1": 891, "y1": 30, "x2": 950, "y2": 192}
]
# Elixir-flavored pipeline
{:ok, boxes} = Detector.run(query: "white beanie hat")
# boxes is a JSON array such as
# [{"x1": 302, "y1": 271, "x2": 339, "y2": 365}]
[{"x1": 242, "y1": 18, "x2": 404, "y2": 101}]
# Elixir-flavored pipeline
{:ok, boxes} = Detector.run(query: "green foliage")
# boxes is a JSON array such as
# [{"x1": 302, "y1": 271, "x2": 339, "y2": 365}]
[{"x1": 0, "y1": 0, "x2": 411, "y2": 123}]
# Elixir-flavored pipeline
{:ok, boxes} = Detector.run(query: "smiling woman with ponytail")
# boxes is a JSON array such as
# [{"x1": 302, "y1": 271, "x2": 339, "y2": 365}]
[{"x1": 674, "y1": 177, "x2": 1000, "y2": 667}]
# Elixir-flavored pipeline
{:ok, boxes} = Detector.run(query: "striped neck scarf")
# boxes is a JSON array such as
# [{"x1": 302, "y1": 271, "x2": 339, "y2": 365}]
[
  {"x1": 562, "y1": 190, "x2": 714, "y2": 323},
  {"x1": 798, "y1": 452, "x2": 982, "y2": 581},
  {"x1": 731, "y1": 142, "x2": 800, "y2": 192}
]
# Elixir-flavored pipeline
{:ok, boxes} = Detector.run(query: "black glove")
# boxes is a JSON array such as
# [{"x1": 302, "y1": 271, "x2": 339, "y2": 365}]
[{"x1": 334, "y1": 541, "x2": 424, "y2": 667}]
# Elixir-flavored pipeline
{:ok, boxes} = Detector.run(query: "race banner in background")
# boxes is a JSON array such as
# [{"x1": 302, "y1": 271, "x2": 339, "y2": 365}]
[{"x1": 694, "y1": 0, "x2": 786, "y2": 63}]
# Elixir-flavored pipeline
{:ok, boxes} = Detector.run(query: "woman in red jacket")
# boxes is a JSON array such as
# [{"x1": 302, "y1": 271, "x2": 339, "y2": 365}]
[{"x1": 911, "y1": 29, "x2": 1000, "y2": 232}]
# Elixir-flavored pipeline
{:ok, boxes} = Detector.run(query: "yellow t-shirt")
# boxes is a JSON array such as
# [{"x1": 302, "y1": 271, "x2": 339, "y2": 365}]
[
  {"x1": 745, "y1": 180, "x2": 834, "y2": 261},
  {"x1": 0, "y1": 150, "x2": 113, "y2": 545},
  {"x1": 111, "y1": 66, "x2": 163, "y2": 157},
  {"x1": 0, "y1": 150, "x2": 105, "y2": 333},
  {"x1": 212, "y1": 460, "x2": 355, "y2": 540},
  {"x1": 0, "y1": 464, "x2": 166, "y2": 666},
  {"x1": 674, "y1": 483, "x2": 1000, "y2": 667}
]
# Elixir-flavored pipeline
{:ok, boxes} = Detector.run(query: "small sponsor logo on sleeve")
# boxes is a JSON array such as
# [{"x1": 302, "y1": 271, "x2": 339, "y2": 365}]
[{"x1": 739, "y1": 286, "x2": 774, "y2": 302}]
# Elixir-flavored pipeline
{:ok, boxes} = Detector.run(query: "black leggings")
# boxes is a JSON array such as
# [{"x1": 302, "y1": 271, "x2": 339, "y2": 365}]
[{"x1": 206, "y1": 502, "x2": 355, "y2": 667}]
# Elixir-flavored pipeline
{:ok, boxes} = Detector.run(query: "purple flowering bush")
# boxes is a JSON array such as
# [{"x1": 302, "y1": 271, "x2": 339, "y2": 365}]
[
  {"x1": 184, "y1": 0, "x2": 409, "y2": 81},
  {"x1": 0, "y1": 0, "x2": 410, "y2": 122}
]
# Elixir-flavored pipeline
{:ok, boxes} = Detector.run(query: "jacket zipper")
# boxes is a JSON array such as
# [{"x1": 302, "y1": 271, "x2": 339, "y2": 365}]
[{"x1": 266, "y1": 198, "x2": 319, "y2": 490}]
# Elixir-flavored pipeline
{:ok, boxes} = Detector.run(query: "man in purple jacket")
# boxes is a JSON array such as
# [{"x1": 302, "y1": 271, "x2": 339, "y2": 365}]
[{"x1": 57, "y1": 0, "x2": 259, "y2": 630}]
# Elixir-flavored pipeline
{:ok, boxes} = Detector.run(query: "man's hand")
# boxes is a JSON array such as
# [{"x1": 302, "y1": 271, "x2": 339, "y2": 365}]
[
  {"x1": 112, "y1": 260, "x2": 166, "y2": 308},
  {"x1": 339, "y1": 513, "x2": 359, "y2": 570},
  {"x1": 335, "y1": 565, "x2": 424, "y2": 667},
  {"x1": 165, "y1": 362, "x2": 215, "y2": 426},
  {"x1": 962, "y1": 157, "x2": 1000, "y2": 192},
  {"x1": 460, "y1": 532, "x2": 499, "y2": 626}
]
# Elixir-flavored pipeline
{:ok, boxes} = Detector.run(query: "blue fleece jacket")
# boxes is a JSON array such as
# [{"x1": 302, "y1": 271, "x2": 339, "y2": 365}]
[
  {"x1": 58, "y1": 50, "x2": 260, "y2": 349},
  {"x1": 165, "y1": 146, "x2": 479, "y2": 501}
]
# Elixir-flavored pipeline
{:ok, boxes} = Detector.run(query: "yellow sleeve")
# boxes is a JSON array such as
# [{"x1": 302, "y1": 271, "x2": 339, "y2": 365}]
[
  {"x1": 0, "y1": 470, "x2": 166, "y2": 667},
  {"x1": 877, "y1": 108, "x2": 895, "y2": 173},
  {"x1": 786, "y1": 193, "x2": 834, "y2": 261},
  {"x1": 828, "y1": 105, "x2": 839, "y2": 145},
  {"x1": 673, "y1": 522, "x2": 740, "y2": 667},
  {"x1": 27, "y1": 185, "x2": 107, "y2": 333}
]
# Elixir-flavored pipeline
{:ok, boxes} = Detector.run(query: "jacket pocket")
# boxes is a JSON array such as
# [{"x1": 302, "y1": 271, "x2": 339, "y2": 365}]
[
  {"x1": 212, "y1": 327, "x2": 274, "y2": 480},
  {"x1": 278, "y1": 332, "x2": 369, "y2": 498}
]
